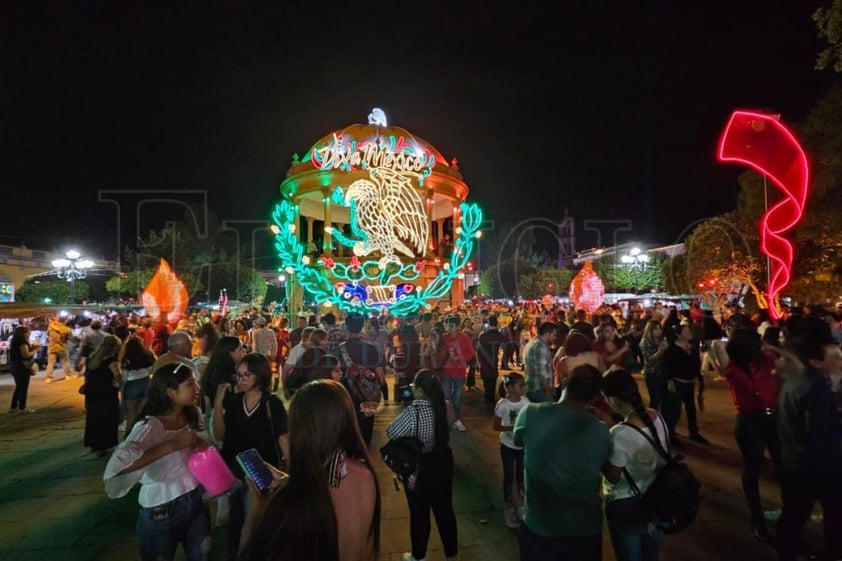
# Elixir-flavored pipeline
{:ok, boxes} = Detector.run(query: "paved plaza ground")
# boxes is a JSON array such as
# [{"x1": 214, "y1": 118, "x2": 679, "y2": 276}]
[{"x1": 0, "y1": 367, "x2": 826, "y2": 560}]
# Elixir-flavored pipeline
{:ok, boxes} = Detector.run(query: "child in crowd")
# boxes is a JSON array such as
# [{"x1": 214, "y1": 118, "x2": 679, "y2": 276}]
[{"x1": 493, "y1": 373, "x2": 529, "y2": 528}]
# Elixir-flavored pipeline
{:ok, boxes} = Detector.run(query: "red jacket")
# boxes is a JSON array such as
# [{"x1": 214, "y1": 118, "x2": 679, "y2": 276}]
[{"x1": 436, "y1": 331, "x2": 476, "y2": 378}]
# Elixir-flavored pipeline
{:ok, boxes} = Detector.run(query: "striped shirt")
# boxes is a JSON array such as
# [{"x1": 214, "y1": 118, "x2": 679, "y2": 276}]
[{"x1": 386, "y1": 400, "x2": 436, "y2": 453}]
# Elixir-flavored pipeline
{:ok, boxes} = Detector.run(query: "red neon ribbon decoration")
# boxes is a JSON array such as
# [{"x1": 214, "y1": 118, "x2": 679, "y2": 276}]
[{"x1": 717, "y1": 110, "x2": 810, "y2": 320}]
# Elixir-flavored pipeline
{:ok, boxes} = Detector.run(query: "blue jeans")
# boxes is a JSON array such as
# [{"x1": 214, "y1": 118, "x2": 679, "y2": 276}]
[
  {"x1": 605, "y1": 498, "x2": 663, "y2": 561},
  {"x1": 500, "y1": 444, "x2": 524, "y2": 503},
  {"x1": 518, "y1": 522, "x2": 601, "y2": 561},
  {"x1": 440, "y1": 376, "x2": 463, "y2": 421},
  {"x1": 136, "y1": 487, "x2": 211, "y2": 561}
]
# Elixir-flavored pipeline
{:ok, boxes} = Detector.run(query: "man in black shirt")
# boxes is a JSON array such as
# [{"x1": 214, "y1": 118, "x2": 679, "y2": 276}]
[
  {"x1": 478, "y1": 315, "x2": 505, "y2": 406},
  {"x1": 776, "y1": 316, "x2": 842, "y2": 561},
  {"x1": 341, "y1": 312, "x2": 385, "y2": 446}
]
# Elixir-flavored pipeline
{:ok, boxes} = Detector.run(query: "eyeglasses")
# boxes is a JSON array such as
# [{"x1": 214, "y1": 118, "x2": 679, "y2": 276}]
[{"x1": 234, "y1": 372, "x2": 256, "y2": 381}]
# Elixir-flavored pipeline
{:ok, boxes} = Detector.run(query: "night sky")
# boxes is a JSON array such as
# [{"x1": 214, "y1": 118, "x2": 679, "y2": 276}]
[{"x1": 1, "y1": 2, "x2": 836, "y2": 262}]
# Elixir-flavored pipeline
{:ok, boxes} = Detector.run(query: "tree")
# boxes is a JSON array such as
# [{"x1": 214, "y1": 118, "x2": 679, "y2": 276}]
[
  {"x1": 16, "y1": 279, "x2": 89, "y2": 304},
  {"x1": 674, "y1": 212, "x2": 766, "y2": 307},
  {"x1": 814, "y1": 1, "x2": 842, "y2": 72},
  {"x1": 592, "y1": 254, "x2": 664, "y2": 293},
  {"x1": 662, "y1": 253, "x2": 691, "y2": 295},
  {"x1": 108, "y1": 207, "x2": 270, "y2": 306},
  {"x1": 518, "y1": 268, "x2": 574, "y2": 299}
]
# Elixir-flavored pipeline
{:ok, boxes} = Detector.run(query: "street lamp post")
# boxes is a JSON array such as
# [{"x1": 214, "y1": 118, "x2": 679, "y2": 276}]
[
  {"x1": 51, "y1": 250, "x2": 94, "y2": 304},
  {"x1": 620, "y1": 247, "x2": 649, "y2": 294}
]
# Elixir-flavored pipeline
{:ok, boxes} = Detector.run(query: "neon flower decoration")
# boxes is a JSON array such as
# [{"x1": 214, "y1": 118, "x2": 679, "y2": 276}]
[
  {"x1": 569, "y1": 261, "x2": 605, "y2": 314},
  {"x1": 717, "y1": 110, "x2": 811, "y2": 319},
  {"x1": 142, "y1": 258, "x2": 189, "y2": 323}
]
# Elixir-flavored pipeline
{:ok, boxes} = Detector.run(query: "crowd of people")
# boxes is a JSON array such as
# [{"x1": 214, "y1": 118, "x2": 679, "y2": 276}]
[{"x1": 4, "y1": 297, "x2": 842, "y2": 560}]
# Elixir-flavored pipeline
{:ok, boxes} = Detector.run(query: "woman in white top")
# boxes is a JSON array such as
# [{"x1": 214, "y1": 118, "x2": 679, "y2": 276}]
[
  {"x1": 104, "y1": 362, "x2": 212, "y2": 561},
  {"x1": 601, "y1": 368, "x2": 669, "y2": 561}
]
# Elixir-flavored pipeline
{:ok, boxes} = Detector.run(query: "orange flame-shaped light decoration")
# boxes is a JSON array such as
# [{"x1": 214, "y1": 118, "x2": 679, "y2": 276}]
[
  {"x1": 142, "y1": 259, "x2": 189, "y2": 323},
  {"x1": 569, "y1": 261, "x2": 605, "y2": 314}
]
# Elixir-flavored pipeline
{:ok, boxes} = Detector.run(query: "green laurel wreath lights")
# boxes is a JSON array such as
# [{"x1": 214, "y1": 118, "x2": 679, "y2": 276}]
[{"x1": 272, "y1": 199, "x2": 482, "y2": 316}]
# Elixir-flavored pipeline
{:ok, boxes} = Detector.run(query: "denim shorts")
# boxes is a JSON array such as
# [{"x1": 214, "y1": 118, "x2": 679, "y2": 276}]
[
  {"x1": 123, "y1": 376, "x2": 150, "y2": 401},
  {"x1": 136, "y1": 487, "x2": 211, "y2": 561}
]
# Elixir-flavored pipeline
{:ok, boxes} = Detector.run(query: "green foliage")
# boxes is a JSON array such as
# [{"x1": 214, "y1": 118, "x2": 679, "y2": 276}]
[
  {"x1": 662, "y1": 254, "x2": 690, "y2": 295},
  {"x1": 518, "y1": 268, "x2": 574, "y2": 299},
  {"x1": 814, "y1": 1, "x2": 842, "y2": 72},
  {"x1": 680, "y1": 212, "x2": 765, "y2": 302},
  {"x1": 204, "y1": 263, "x2": 268, "y2": 307},
  {"x1": 114, "y1": 204, "x2": 273, "y2": 304},
  {"x1": 105, "y1": 270, "x2": 154, "y2": 296},
  {"x1": 16, "y1": 279, "x2": 89, "y2": 304},
  {"x1": 592, "y1": 254, "x2": 664, "y2": 293}
]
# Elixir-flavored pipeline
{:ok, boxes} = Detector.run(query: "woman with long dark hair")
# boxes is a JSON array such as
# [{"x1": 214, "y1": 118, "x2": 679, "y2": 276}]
[
  {"x1": 386, "y1": 369, "x2": 458, "y2": 561},
  {"x1": 120, "y1": 335, "x2": 156, "y2": 432},
  {"x1": 85, "y1": 334, "x2": 123, "y2": 456},
  {"x1": 639, "y1": 319, "x2": 669, "y2": 410},
  {"x1": 200, "y1": 336, "x2": 245, "y2": 444},
  {"x1": 8, "y1": 325, "x2": 39, "y2": 413},
  {"x1": 709, "y1": 329, "x2": 781, "y2": 542},
  {"x1": 213, "y1": 353, "x2": 289, "y2": 561},
  {"x1": 192, "y1": 322, "x2": 220, "y2": 385},
  {"x1": 662, "y1": 323, "x2": 707, "y2": 444},
  {"x1": 241, "y1": 379, "x2": 381, "y2": 561},
  {"x1": 104, "y1": 362, "x2": 211, "y2": 561},
  {"x1": 601, "y1": 369, "x2": 669, "y2": 561}
]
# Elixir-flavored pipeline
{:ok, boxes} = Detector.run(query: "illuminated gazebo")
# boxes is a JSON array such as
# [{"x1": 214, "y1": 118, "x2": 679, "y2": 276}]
[{"x1": 272, "y1": 108, "x2": 482, "y2": 316}]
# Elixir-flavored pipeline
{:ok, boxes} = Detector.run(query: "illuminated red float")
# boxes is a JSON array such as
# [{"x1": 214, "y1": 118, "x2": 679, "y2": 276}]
[
  {"x1": 569, "y1": 261, "x2": 605, "y2": 314},
  {"x1": 142, "y1": 258, "x2": 189, "y2": 323},
  {"x1": 717, "y1": 110, "x2": 810, "y2": 320}
]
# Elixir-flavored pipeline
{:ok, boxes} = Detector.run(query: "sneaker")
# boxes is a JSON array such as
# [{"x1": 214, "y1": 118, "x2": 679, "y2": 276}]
[
  {"x1": 453, "y1": 419, "x2": 466, "y2": 431},
  {"x1": 689, "y1": 433, "x2": 709, "y2": 444},
  {"x1": 504, "y1": 507, "x2": 520, "y2": 529},
  {"x1": 21, "y1": 408, "x2": 36, "y2": 413},
  {"x1": 7, "y1": 408, "x2": 20, "y2": 414},
  {"x1": 402, "y1": 553, "x2": 426, "y2": 561},
  {"x1": 44, "y1": 377, "x2": 54, "y2": 384}
]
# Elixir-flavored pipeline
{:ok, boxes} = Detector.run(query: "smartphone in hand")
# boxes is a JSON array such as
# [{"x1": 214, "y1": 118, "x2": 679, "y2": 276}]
[{"x1": 235, "y1": 448, "x2": 283, "y2": 494}]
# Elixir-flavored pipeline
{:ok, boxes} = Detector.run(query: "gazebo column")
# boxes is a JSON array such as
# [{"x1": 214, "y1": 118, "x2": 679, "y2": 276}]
[
  {"x1": 323, "y1": 191, "x2": 332, "y2": 253},
  {"x1": 306, "y1": 217, "x2": 315, "y2": 243},
  {"x1": 426, "y1": 189, "x2": 435, "y2": 256},
  {"x1": 335, "y1": 222, "x2": 345, "y2": 257}
]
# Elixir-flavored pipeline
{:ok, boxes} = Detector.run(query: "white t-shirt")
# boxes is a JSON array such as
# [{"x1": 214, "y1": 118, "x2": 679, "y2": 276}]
[
  {"x1": 603, "y1": 413, "x2": 669, "y2": 501},
  {"x1": 285, "y1": 343, "x2": 306, "y2": 367},
  {"x1": 495, "y1": 396, "x2": 530, "y2": 450}
]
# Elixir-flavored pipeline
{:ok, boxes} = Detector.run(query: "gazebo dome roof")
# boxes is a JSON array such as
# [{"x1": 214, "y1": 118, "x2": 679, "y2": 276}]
[{"x1": 285, "y1": 111, "x2": 462, "y2": 182}]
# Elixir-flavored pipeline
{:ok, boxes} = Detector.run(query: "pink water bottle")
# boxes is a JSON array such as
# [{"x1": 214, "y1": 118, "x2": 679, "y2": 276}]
[{"x1": 188, "y1": 446, "x2": 237, "y2": 498}]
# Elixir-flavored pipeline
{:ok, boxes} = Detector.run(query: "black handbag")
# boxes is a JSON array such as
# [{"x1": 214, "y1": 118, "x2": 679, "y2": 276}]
[{"x1": 380, "y1": 407, "x2": 423, "y2": 478}]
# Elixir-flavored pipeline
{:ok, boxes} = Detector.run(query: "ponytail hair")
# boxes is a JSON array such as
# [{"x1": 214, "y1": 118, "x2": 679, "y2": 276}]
[
  {"x1": 413, "y1": 369, "x2": 449, "y2": 449},
  {"x1": 500, "y1": 372, "x2": 524, "y2": 398},
  {"x1": 602, "y1": 369, "x2": 659, "y2": 438}
]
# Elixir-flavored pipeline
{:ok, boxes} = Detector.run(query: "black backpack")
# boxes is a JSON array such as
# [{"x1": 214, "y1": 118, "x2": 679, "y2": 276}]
[
  {"x1": 380, "y1": 407, "x2": 423, "y2": 483},
  {"x1": 621, "y1": 421, "x2": 701, "y2": 534}
]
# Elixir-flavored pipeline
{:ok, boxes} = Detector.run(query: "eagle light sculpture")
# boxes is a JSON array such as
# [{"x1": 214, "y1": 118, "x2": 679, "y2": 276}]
[{"x1": 343, "y1": 167, "x2": 428, "y2": 268}]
